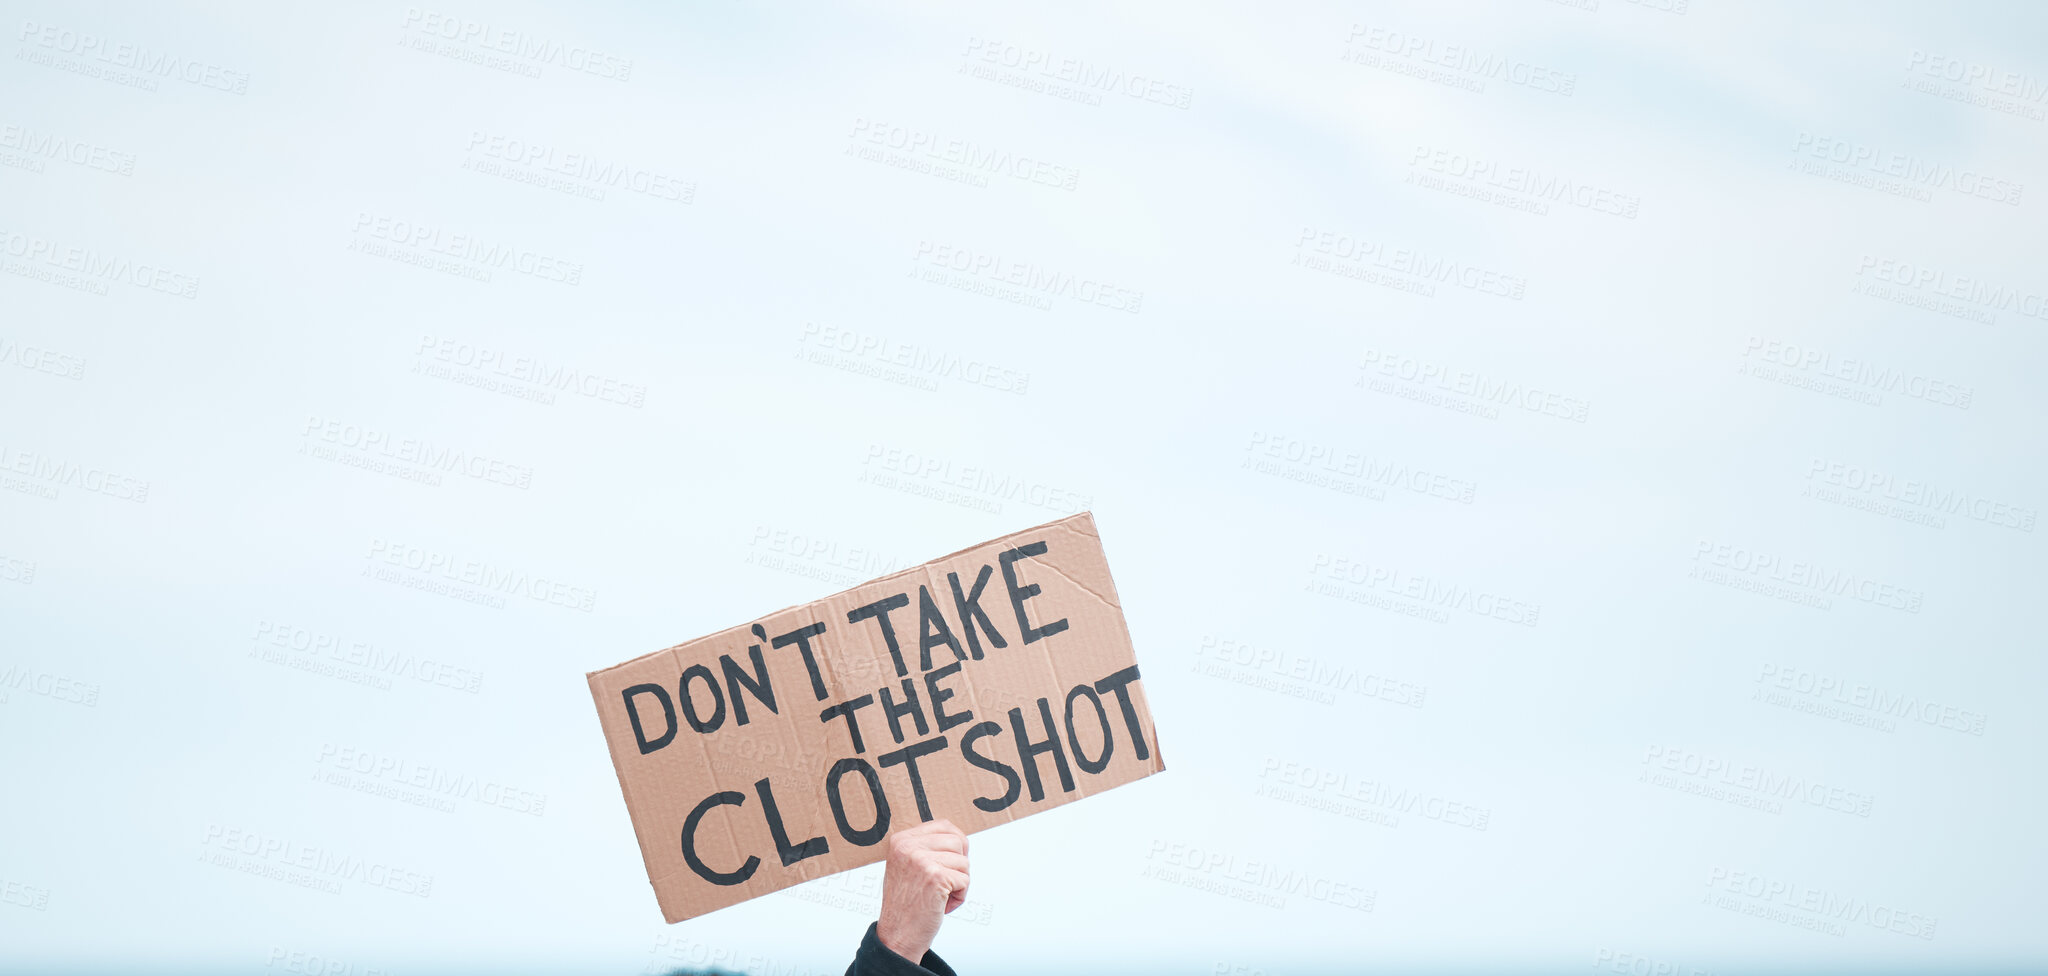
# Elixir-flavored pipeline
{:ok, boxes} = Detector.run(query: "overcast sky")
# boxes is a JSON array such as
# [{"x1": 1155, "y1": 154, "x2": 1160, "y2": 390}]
[{"x1": 2, "y1": 1, "x2": 2043, "y2": 973}]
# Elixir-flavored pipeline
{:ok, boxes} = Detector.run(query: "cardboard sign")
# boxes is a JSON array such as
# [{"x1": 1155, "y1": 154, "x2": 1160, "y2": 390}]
[{"x1": 588, "y1": 512, "x2": 1165, "y2": 922}]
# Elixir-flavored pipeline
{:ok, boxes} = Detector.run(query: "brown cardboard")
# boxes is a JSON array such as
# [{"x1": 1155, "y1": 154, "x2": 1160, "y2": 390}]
[{"x1": 588, "y1": 512, "x2": 1165, "y2": 923}]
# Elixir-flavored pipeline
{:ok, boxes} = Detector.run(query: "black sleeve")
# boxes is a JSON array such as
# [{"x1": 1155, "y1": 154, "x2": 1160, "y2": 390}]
[{"x1": 846, "y1": 922, "x2": 957, "y2": 976}]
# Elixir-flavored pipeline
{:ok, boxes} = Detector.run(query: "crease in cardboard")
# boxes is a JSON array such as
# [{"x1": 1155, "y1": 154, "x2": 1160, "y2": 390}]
[{"x1": 1027, "y1": 525, "x2": 1121, "y2": 611}]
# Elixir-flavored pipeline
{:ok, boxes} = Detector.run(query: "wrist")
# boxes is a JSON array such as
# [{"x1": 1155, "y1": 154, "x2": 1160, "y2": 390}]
[{"x1": 876, "y1": 921, "x2": 929, "y2": 963}]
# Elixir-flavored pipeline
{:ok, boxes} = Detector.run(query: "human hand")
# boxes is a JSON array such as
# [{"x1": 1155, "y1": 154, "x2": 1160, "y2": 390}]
[{"x1": 874, "y1": 819, "x2": 969, "y2": 962}]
